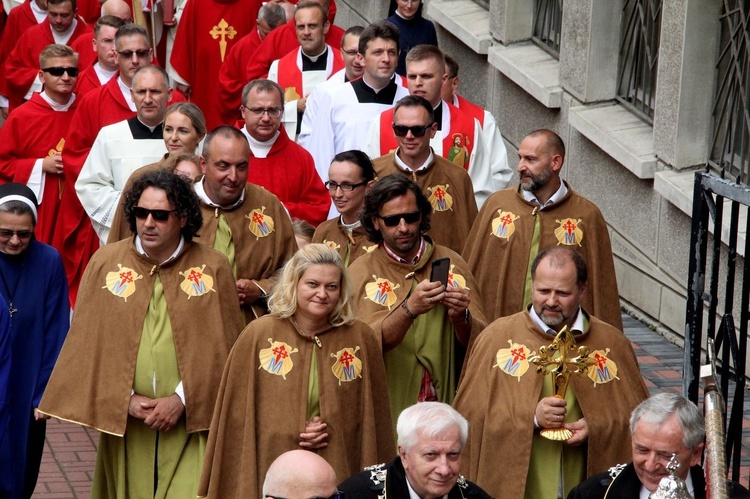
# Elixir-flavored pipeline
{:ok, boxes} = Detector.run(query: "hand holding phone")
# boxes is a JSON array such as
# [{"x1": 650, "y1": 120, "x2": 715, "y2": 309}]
[{"x1": 430, "y1": 258, "x2": 450, "y2": 288}]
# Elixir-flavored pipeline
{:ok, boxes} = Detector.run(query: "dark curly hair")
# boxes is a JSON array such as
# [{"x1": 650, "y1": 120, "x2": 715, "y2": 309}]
[
  {"x1": 360, "y1": 174, "x2": 431, "y2": 244},
  {"x1": 123, "y1": 170, "x2": 203, "y2": 241}
]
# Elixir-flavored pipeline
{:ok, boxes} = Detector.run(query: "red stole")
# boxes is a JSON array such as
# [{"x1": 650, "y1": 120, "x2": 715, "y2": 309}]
[
  {"x1": 377, "y1": 101, "x2": 476, "y2": 171},
  {"x1": 456, "y1": 94, "x2": 485, "y2": 127},
  {"x1": 276, "y1": 46, "x2": 344, "y2": 100}
]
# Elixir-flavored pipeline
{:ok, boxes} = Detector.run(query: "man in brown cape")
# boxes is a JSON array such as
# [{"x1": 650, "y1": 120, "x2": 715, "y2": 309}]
[
  {"x1": 371, "y1": 95, "x2": 478, "y2": 255},
  {"x1": 38, "y1": 170, "x2": 245, "y2": 498},
  {"x1": 461, "y1": 129, "x2": 623, "y2": 330},
  {"x1": 453, "y1": 247, "x2": 648, "y2": 499},
  {"x1": 348, "y1": 174, "x2": 487, "y2": 428}
]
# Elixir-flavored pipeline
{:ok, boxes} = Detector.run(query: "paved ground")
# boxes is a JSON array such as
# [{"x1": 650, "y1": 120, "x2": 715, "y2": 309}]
[{"x1": 32, "y1": 312, "x2": 750, "y2": 497}]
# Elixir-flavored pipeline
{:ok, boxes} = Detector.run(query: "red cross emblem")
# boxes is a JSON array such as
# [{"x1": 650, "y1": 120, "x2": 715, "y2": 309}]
[
  {"x1": 563, "y1": 220, "x2": 577, "y2": 235},
  {"x1": 273, "y1": 345, "x2": 288, "y2": 362},
  {"x1": 119, "y1": 271, "x2": 133, "y2": 285},
  {"x1": 500, "y1": 214, "x2": 514, "y2": 227},
  {"x1": 187, "y1": 269, "x2": 203, "y2": 284},
  {"x1": 434, "y1": 187, "x2": 445, "y2": 200},
  {"x1": 377, "y1": 281, "x2": 392, "y2": 293},
  {"x1": 595, "y1": 352, "x2": 608, "y2": 370},
  {"x1": 339, "y1": 351, "x2": 354, "y2": 368},
  {"x1": 252, "y1": 212, "x2": 265, "y2": 224},
  {"x1": 511, "y1": 347, "x2": 526, "y2": 363}
]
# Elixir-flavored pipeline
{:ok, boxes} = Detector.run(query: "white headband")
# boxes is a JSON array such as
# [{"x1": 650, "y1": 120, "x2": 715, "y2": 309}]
[{"x1": 0, "y1": 194, "x2": 38, "y2": 222}]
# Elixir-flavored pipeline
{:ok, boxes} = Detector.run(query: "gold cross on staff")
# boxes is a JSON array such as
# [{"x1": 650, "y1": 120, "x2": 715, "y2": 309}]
[
  {"x1": 528, "y1": 326, "x2": 596, "y2": 440},
  {"x1": 209, "y1": 19, "x2": 237, "y2": 62}
]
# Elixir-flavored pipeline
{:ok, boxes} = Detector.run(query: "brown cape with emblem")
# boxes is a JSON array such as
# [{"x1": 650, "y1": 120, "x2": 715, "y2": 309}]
[
  {"x1": 372, "y1": 152, "x2": 479, "y2": 254},
  {"x1": 348, "y1": 240, "x2": 487, "y2": 424},
  {"x1": 312, "y1": 217, "x2": 374, "y2": 267},
  {"x1": 453, "y1": 310, "x2": 648, "y2": 499},
  {"x1": 197, "y1": 316, "x2": 394, "y2": 498},
  {"x1": 38, "y1": 239, "x2": 245, "y2": 435},
  {"x1": 461, "y1": 184, "x2": 623, "y2": 330}
]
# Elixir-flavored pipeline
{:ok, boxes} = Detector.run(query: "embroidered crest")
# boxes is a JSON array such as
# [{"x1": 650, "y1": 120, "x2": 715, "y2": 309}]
[
  {"x1": 178, "y1": 265, "x2": 215, "y2": 298},
  {"x1": 245, "y1": 206, "x2": 275, "y2": 239},
  {"x1": 323, "y1": 240, "x2": 341, "y2": 252},
  {"x1": 554, "y1": 218, "x2": 583, "y2": 246},
  {"x1": 48, "y1": 138, "x2": 64, "y2": 156},
  {"x1": 446, "y1": 264, "x2": 468, "y2": 289},
  {"x1": 494, "y1": 340, "x2": 531, "y2": 380},
  {"x1": 102, "y1": 264, "x2": 143, "y2": 301},
  {"x1": 586, "y1": 348, "x2": 619, "y2": 386},
  {"x1": 364, "y1": 275, "x2": 400, "y2": 309},
  {"x1": 258, "y1": 338, "x2": 298, "y2": 379},
  {"x1": 491, "y1": 210, "x2": 519, "y2": 240},
  {"x1": 209, "y1": 19, "x2": 237, "y2": 62},
  {"x1": 362, "y1": 244, "x2": 378, "y2": 254},
  {"x1": 448, "y1": 133, "x2": 470, "y2": 168},
  {"x1": 330, "y1": 346, "x2": 362, "y2": 385},
  {"x1": 427, "y1": 184, "x2": 453, "y2": 212}
]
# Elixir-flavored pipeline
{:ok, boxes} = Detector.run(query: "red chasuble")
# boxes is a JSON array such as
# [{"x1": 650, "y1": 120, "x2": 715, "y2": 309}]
[
  {"x1": 217, "y1": 27, "x2": 261, "y2": 125},
  {"x1": 169, "y1": 0, "x2": 259, "y2": 130},
  {"x1": 377, "y1": 101, "x2": 477, "y2": 170},
  {"x1": 74, "y1": 62, "x2": 101, "y2": 97},
  {"x1": 245, "y1": 20, "x2": 345, "y2": 82},
  {"x1": 69, "y1": 33, "x2": 96, "y2": 71},
  {"x1": 0, "y1": 93, "x2": 77, "y2": 246},
  {"x1": 4, "y1": 18, "x2": 91, "y2": 110},
  {"x1": 0, "y1": 1, "x2": 40, "y2": 100},
  {"x1": 275, "y1": 45, "x2": 344, "y2": 100},
  {"x1": 247, "y1": 127, "x2": 330, "y2": 226}
]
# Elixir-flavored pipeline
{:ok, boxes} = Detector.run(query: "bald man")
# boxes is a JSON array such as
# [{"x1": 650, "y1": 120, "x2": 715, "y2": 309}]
[
  {"x1": 100, "y1": 0, "x2": 131, "y2": 19},
  {"x1": 262, "y1": 450, "x2": 338, "y2": 499}
]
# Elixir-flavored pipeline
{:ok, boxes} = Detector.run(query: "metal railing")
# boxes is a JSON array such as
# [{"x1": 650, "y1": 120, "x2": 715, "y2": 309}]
[
  {"x1": 616, "y1": 0, "x2": 662, "y2": 122},
  {"x1": 685, "y1": 171, "x2": 749, "y2": 485},
  {"x1": 532, "y1": 0, "x2": 563, "y2": 58},
  {"x1": 710, "y1": 0, "x2": 750, "y2": 186}
]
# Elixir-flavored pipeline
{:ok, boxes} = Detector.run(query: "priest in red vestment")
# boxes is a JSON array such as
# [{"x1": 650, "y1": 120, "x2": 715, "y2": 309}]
[
  {"x1": 0, "y1": 44, "x2": 78, "y2": 247},
  {"x1": 69, "y1": 0, "x2": 131, "y2": 71},
  {"x1": 217, "y1": 1, "x2": 285, "y2": 126},
  {"x1": 74, "y1": 15, "x2": 125, "y2": 97},
  {"x1": 168, "y1": 0, "x2": 259, "y2": 129},
  {"x1": 239, "y1": 79, "x2": 330, "y2": 226},
  {"x1": 0, "y1": 0, "x2": 47, "y2": 118},
  {"x1": 4, "y1": 0, "x2": 90, "y2": 110}
]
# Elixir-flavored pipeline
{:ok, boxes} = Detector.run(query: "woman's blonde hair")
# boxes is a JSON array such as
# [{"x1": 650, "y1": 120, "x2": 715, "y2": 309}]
[{"x1": 268, "y1": 244, "x2": 356, "y2": 326}]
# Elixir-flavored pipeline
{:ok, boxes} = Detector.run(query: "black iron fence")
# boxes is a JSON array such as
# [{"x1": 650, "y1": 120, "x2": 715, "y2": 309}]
[{"x1": 685, "y1": 171, "x2": 749, "y2": 483}]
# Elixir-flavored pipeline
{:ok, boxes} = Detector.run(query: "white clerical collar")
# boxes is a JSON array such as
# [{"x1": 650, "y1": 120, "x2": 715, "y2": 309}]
[
  {"x1": 405, "y1": 476, "x2": 447, "y2": 499},
  {"x1": 521, "y1": 180, "x2": 568, "y2": 210},
  {"x1": 137, "y1": 116, "x2": 161, "y2": 133},
  {"x1": 302, "y1": 45, "x2": 327, "y2": 62},
  {"x1": 362, "y1": 74, "x2": 393, "y2": 93},
  {"x1": 94, "y1": 62, "x2": 117, "y2": 85},
  {"x1": 31, "y1": 0, "x2": 47, "y2": 22},
  {"x1": 117, "y1": 76, "x2": 136, "y2": 111},
  {"x1": 529, "y1": 305, "x2": 585, "y2": 336},
  {"x1": 194, "y1": 178, "x2": 246, "y2": 209},
  {"x1": 394, "y1": 147, "x2": 434, "y2": 173},
  {"x1": 135, "y1": 235, "x2": 185, "y2": 264},
  {"x1": 639, "y1": 472, "x2": 694, "y2": 499},
  {"x1": 51, "y1": 18, "x2": 77, "y2": 44},
  {"x1": 241, "y1": 127, "x2": 279, "y2": 158},
  {"x1": 40, "y1": 90, "x2": 75, "y2": 111}
]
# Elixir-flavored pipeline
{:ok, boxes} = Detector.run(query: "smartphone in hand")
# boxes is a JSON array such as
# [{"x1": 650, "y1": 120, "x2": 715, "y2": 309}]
[{"x1": 430, "y1": 258, "x2": 450, "y2": 287}]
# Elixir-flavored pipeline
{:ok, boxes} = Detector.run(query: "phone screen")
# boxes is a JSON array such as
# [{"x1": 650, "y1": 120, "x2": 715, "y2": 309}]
[{"x1": 430, "y1": 258, "x2": 450, "y2": 287}]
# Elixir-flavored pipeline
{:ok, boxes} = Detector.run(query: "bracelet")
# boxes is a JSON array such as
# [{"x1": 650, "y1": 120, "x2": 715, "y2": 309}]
[{"x1": 401, "y1": 300, "x2": 417, "y2": 319}]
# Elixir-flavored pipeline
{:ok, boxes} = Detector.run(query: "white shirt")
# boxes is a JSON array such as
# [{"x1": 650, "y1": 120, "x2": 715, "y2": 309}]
[{"x1": 521, "y1": 180, "x2": 568, "y2": 210}]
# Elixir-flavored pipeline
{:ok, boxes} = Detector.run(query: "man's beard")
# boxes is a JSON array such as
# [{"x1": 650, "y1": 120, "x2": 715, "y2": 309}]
[{"x1": 520, "y1": 167, "x2": 552, "y2": 192}]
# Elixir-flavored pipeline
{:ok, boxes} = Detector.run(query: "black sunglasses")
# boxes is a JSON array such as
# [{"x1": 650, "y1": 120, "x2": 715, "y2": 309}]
[
  {"x1": 117, "y1": 49, "x2": 151, "y2": 59},
  {"x1": 0, "y1": 229, "x2": 33, "y2": 239},
  {"x1": 392, "y1": 123, "x2": 433, "y2": 137},
  {"x1": 42, "y1": 66, "x2": 79, "y2": 77},
  {"x1": 377, "y1": 211, "x2": 421, "y2": 227},
  {"x1": 133, "y1": 207, "x2": 177, "y2": 222}
]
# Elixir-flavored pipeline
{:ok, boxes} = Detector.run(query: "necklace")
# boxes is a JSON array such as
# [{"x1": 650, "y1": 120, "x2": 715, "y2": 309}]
[
  {"x1": 291, "y1": 317, "x2": 323, "y2": 348},
  {"x1": 0, "y1": 253, "x2": 27, "y2": 325}
]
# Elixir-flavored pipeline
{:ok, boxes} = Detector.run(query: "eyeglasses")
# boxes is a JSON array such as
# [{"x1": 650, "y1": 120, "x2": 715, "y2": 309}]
[
  {"x1": 117, "y1": 49, "x2": 151, "y2": 59},
  {"x1": 265, "y1": 493, "x2": 342, "y2": 499},
  {"x1": 342, "y1": 49, "x2": 358, "y2": 57},
  {"x1": 0, "y1": 229, "x2": 33, "y2": 239},
  {"x1": 132, "y1": 207, "x2": 177, "y2": 221},
  {"x1": 42, "y1": 66, "x2": 79, "y2": 77},
  {"x1": 377, "y1": 210, "x2": 421, "y2": 227},
  {"x1": 325, "y1": 180, "x2": 367, "y2": 192},
  {"x1": 241, "y1": 106, "x2": 283, "y2": 118},
  {"x1": 392, "y1": 123, "x2": 433, "y2": 137}
]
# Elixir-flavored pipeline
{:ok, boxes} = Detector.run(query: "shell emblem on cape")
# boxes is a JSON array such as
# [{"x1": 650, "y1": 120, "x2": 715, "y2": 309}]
[
  {"x1": 330, "y1": 346, "x2": 362, "y2": 385},
  {"x1": 446, "y1": 265, "x2": 468, "y2": 290},
  {"x1": 362, "y1": 245, "x2": 378, "y2": 254},
  {"x1": 178, "y1": 265, "x2": 215, "y2": 298},
  {"x1": 258, "y1": 338, "x2": 298, "y2": 380},
  {"x1": 323, "y1": 240, "x2": 341, "y2": 252},
  {"x1": 586, "y1": 348, "x2": 619, "y2": 386},
  {"x1": 494, "y1": 340, "x2": 531, "y2": 380},
  {"x1": 364, "y1": 275, "x2": 400, "y2": 309},
  {"x1": 428, "y1": 184, "x2": 453, "y2": 212},
  {"x1": 555, "y1": 218, "x2": 583, "y2": 246},
  {"x1": 102, "y1": 264, "x2": 143, "y2": 301},
  {"x1": 245, "y1": 206, "x2": 275, "y2": 239},
  {"x1": 491, "y1": 210, "x2": 519, "y2": 240}
]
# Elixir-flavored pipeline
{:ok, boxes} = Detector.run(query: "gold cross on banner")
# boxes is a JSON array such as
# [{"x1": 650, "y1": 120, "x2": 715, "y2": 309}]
[{"x1": 209, "y1": 19, "x2": 237, "y2": 62}]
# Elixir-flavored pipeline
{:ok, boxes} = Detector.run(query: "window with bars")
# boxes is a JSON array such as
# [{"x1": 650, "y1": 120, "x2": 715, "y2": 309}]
[
  {"x1": 616, "y1": 0, "x2": 662, "y2": 122},
  {"x1": 532, "y1": 0, "x2": 563, "y2": 57},
  {"x1": 710, "y1": 0, "x2": 750, "y2": 185}
]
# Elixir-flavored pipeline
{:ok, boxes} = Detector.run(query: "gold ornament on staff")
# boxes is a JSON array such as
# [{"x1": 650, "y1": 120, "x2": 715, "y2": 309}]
[{"x1": 528, "y1": 326, "x2": 596, "y2": 441}]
